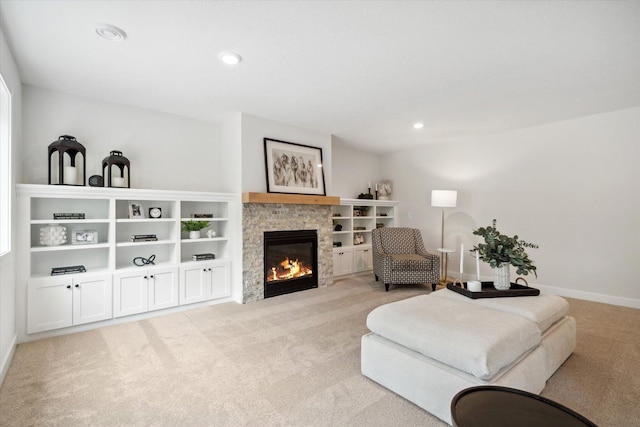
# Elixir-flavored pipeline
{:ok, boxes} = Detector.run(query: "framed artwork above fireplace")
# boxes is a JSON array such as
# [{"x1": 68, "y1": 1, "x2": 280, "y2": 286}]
[{"x1": 264, "y1": 138, "x2": 326, "y2": 196}]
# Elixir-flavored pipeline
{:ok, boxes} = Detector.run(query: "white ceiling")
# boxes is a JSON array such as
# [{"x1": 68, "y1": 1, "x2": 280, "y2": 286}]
[{"x1": 1, "y1": 1, "x2": 639, "y2": 153}]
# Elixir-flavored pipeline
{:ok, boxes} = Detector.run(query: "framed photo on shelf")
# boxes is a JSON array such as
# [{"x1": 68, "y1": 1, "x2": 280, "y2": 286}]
[
  {"x1": 72, "y1": 229, "x2": 98, "y2": 245},
  {"x1": 264, "y1": 138, "x2": 326, "y2": 196},
  {"x1": 128, "y1": 201, "x2": 145, "y2": 218}
]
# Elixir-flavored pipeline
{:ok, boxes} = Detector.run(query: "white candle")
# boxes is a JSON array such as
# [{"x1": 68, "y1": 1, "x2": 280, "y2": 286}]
[
  {"x1": 63, "y1": 166, "x2": 77, "y2": 185},
  {"x1": 476, "y1": 250, "x2": 480, "y2": 281},
  {"x1": 460, "y1": 243, "x2": 464, "y2": 275},
  {"x1": 375, "y1": 183, "x2": 378, "y2": 191},
  {"x1": 112, "y1": 177, "x2": 125, "y2": 187},
  {"x1": 368, "y1": 181, "x2": 371, "y2": 188}
]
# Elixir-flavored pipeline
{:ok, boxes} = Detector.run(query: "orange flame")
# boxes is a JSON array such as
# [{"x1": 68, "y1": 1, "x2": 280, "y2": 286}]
[{"x1": 267, "y1": 257, "x2": 313, "y2": 282}]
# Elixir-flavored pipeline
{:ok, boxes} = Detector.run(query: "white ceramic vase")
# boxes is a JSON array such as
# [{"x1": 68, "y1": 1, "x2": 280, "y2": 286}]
[
  {"x1": 40, "y1": 224, "x2": 67, "y2": 246},
  {"x1": 189, "y1": 230, "x2": 201, "y2": 239},
  {"x1": 493, "y1": 264, "x2": 511, "y2": 290}
]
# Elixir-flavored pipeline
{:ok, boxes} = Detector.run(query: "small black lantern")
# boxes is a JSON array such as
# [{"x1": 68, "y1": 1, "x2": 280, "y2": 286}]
[
  {"x1": 48, "y1": 135, "x2": 86, "y2": 186},
  {"x1": 102, "y1": 150, "x2": 131, "y2": 188}
]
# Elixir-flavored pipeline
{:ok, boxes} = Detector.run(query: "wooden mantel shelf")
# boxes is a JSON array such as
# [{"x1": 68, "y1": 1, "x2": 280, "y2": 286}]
[{"x1": 242, "y1": 192, "x2": 340, "y2": 206}]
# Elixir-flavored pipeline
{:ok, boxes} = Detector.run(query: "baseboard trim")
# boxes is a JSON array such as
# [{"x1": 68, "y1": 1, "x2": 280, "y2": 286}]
[
  {"x1": 534, "y1": 284, "x2": 640, "y2": 309},
  {"x1": 0, "y1": 333, "x2": 17, "y2": 387}
]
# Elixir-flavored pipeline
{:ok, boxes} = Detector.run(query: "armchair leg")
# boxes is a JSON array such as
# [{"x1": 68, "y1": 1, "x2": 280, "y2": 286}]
[
  {"x1": 385, "y1": 284, "x2": 389, "y2": 292},
  {"x1": 432, "y1": 283, "x2": 436, "y2": 291},
  {"x1": 375, "y1": 274, "x2": 379, "y2": 281}
]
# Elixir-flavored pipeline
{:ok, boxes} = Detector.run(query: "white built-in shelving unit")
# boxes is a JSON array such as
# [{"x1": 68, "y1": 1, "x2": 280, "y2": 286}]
[
  {"x1": 332, "y1": 198, "x2": 398, "y2": 276},
  {"x1": 16, "y1": 184, "x2": 240, "y2": 340}
]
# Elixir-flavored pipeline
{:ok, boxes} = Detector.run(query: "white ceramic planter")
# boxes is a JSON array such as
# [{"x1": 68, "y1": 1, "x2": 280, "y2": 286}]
[
  {"x1": 493, "y1": 264, "x2": 511, "y2": 290},
  {"x1": 189, "y1": 230, "x2": 201, "y2": 239}
]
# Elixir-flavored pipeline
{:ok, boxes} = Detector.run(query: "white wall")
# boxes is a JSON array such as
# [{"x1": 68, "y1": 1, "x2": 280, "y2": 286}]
[
  {"x1": 383, "y1": 107, "x2": 640, "y2": 307},
  {"x1": 331, "y1": 137, "x2": 384, "y2": 199},
  {"x1": 0, "y1": 22, "x2": 21, "y2": 384},
  {"x1": 240, "y1": 114, "x2": 333, "y2": 194},
  {"x1": 21, "y1": 86, "x2": 224, "y2": 191},
  {"x1": 219, "y1": 114, "x2": 242, "y2": 194}
]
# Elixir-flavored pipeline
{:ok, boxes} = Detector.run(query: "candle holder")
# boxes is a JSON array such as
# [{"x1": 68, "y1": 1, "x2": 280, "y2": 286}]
[
  {"x1": 48, "y1": 135, "x2": 86, "y2": 186},
  {"x1": 102, "y1": 150, "x2": 131, "y2": 188}
]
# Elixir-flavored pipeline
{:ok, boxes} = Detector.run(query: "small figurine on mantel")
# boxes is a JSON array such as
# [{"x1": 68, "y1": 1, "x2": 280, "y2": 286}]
[{"x1": 377, "y1": 180, "x2": 392, "y2": 200}]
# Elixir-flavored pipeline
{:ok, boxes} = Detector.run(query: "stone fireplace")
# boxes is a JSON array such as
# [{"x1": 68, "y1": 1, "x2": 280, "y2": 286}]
[{"x1": 242, "y1": 193, "x2": 336, "y2": 303}]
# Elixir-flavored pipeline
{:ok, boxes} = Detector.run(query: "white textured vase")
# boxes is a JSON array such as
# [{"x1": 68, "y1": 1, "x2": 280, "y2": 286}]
[
  {"x1": 493, "y1": 264, "x2": 511, "y2": 290},
  {"x1": 39, "y1": 224, "x2": 67, "y2": 246},
  {"x1": 189, "y1": 230, "x2": 201, "y2": 239}
]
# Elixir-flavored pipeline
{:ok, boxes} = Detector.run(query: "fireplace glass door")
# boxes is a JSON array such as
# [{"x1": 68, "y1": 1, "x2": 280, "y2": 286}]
[{"x1": 264, "y1": 229, "x2": 318, "y2": 298}]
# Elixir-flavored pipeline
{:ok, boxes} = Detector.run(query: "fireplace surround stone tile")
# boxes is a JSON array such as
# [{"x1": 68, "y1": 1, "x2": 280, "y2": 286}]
[{"x1": 242, "y1": 203, "x2": 333, "y2": 303}]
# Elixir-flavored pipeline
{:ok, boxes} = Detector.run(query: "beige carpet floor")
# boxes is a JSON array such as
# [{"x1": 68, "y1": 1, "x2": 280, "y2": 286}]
[{"x1": 1, "y1": 274, "x2": 638, "y2": 426}]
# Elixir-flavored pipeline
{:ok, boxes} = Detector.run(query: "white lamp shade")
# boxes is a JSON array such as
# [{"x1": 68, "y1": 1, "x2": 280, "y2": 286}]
[{"x1": 431, "y1": 190, "x2": 457, "y2": 208}]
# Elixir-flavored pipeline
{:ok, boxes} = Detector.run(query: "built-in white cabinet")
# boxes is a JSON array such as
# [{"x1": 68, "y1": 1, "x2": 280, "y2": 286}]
[
  {"x1": 179, "y1": 260, "x2": 230, "y2": 305},
  {"x1": 332, "y1": 199, "x2": 398, "y2": 276},
  {"x1": 113, "y1": 267, "x2": 179, "y2": 317},
  {"x1": 27, "y1": 273, "x2": 112, "y2": 334},
  {"x1": 353, "y1": 246, "x2": 373, "y2": 272},
  {"x1": 333, "y1": 248, "x2": 354, "y2": 276},
  {"x1": 17, "y1": 184, "x2": 239, "y2": 337}
]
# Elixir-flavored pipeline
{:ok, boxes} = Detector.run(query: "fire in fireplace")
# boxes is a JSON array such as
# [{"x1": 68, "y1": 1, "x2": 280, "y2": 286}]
[{"x1": 264, "y1": 229, "x2": 318, "y2": 298}]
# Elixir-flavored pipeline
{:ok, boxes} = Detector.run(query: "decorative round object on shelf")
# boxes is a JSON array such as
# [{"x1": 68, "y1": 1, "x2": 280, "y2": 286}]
[
  {"x1": 102, "y1": 150, "x2": 130, "y2": 188},
  {"x1": 47, "y1": 135, "x2": 86, "y2": 186},
  {"x1": 493, "y1": 264, "x2": 511, "y2": 290},
  {"x1": 148, "y1": 207, "x2": 162, "y2": 218},
  {"x1": 39, "y1": 224, "x2": 67, "y2": 246},
  {"x1": 89, "y1": 175, "x2": 104, "y2": 187}
]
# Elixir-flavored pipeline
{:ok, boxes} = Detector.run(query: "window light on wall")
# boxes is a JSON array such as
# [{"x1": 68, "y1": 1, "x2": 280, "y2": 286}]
[{"x1": 0, "y1": 72, "x2": 11, "y2": 256}]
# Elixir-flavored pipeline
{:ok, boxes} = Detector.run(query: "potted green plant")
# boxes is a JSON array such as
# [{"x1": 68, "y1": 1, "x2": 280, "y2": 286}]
[
  {"x1": 181, "y1": 220, "x2": 210, "y2": 239},
  {"x1": 472, "y1": 219, "x2": 538, "y2": 290}
]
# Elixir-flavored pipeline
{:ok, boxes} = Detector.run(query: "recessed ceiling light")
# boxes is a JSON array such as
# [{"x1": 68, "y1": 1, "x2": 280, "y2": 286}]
[
  {"x1": 413, "y1": 122, "x2": 424, "y2": 129},
  {"x1": 94, "y1": 23, "x2": 126, "y2": 41},
  {"x1": 218, "y1": 51, "x2": 242, "y2": 65}
]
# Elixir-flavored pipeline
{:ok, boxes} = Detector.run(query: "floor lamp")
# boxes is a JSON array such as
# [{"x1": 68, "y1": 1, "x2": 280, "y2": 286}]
[{"x1": 431, "y1": 190, "x2": 457, "y2": 286}]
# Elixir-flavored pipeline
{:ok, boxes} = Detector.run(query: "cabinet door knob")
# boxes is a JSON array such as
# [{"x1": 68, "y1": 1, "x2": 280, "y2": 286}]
[
  {"x1": 150, "y1": 275, "x2": 154, "y2": 279},
  {"x1": 144, "y1": 276, "x2": 148, "y2": 279},
  {"x1": 66, "y1": 285, "x2": 71, "y2": 289},
  {"x1": 75, "y1": 284, "x2": 79, "y2": 288},
  {"x1": 203, "y1": 269, "x2": 207, "y2": 272},
  {"x1": 208, "y1": 268, "x2": 212, "y2": 271}
]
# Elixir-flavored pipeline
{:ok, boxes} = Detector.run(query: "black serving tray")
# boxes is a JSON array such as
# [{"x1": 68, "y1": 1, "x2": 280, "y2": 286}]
[{"x1": 446, "y1": 281, "x2": 540, "y2": 299}]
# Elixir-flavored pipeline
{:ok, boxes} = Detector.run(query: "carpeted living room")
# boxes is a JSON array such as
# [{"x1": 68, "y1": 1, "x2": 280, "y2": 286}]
[
  {"x1": 1, "y1": 275, "x2": 639, "y2": 426},
  {"x1": 0, "y1": 1, "x2": 639, "y2": 426}
]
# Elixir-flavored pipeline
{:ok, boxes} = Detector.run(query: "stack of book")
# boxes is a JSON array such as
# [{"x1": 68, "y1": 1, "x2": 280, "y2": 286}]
[
  {"x1": 131, "y1": 234, "x2": 158, "y2": 242},
  {"x1": 51, "y1": 265, "x2": 86, "y2": 275},
  {"x1": 53, "y1": 213, "x2": 85, "y2": 220},
  {"x1": 192, "y1": 253, "x2": 215, "y2": 261}
]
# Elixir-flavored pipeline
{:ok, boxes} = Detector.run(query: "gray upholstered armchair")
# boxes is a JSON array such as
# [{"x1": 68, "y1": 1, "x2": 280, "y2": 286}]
[{"x1": 371, "y1": 227, "x2": 440, "y2": 292}]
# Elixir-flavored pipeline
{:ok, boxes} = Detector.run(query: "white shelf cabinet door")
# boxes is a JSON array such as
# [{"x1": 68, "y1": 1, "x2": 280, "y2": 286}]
[
  {"x1": 353, "y1": 246, "x2": 373, "y2": 273},
  {"x1": 27, "y1": 277, "x2": 73, "y2": 333},
  {"x1": 72, "y1": 274, "x2": 113, "y2": 326},
  {"x1": 207, "y1": 262, "x2": 230, "y2": 300},
  {"x1": 147, "y1": 267, "x2": 179, "y2": 311},
  {"x1": 180, "y1": 264, "x2": 209, "y2": 305},
  {"x1": 180, "y1": 261, "x2": 230, "y2": 304},
  {"x1": 333, "y1": 248, "x2": 354, "y2": 276},
  {"x1": 113, "y1": 271, "x2": 149, "y2": 317}
]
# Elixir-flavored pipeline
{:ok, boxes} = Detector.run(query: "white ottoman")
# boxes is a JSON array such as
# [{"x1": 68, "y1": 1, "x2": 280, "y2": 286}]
[{"x1": 361, "y1": 289, "x2": 576, "y2": 425}]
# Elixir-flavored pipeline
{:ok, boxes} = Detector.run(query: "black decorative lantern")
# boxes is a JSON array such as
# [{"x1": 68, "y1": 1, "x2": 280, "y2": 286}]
[
  {"x1": 102, "y1": 150, "x2": 130, "y2": 188},
  {"x1": 48, "y1": 135, "x2": 86, "y2": 186}
]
